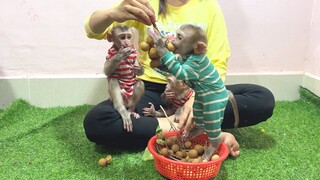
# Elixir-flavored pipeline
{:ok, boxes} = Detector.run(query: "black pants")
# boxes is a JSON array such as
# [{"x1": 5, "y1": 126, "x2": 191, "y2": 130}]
[{"x1": 83, "y1": 81, "x2": 275, "y2": 149}]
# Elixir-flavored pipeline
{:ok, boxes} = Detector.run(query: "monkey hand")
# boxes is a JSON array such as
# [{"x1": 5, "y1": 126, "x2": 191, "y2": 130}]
[
  {"x1": 147, "y1": 28, "x2": 168, "y2": 57},
  {"x1": 164, "y1": 89, "x2": 175, "y2": 99},
  {"x1": 116, "y1": 47, "x2": 133, "y2": 60},
  {"x1": 131, "y1": 66, "x2": 144, "y2": 76},
  {"x1": 142, "y1": 102, "x2": 156, "y2": 116}
]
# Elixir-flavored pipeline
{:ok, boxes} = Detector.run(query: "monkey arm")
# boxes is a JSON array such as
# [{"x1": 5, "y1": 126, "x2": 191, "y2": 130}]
[
  {"x1": 104, "y1": 55, "x2": 122, "y2": 76},
  {"x1": 104, "y1": 47, "x2": 132, "y2": 76},
  {"x1": 160, "y1": 52, "x2": 200, "y2": 81}
]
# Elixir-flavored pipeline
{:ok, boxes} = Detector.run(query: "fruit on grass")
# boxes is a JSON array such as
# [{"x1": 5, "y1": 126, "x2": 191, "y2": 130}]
[
  {"x1": 105, "y1": 155, "x2": 112, "y2": 165},
  {"x1": 98, "y1": 158, "x2": 107, "y2": 167}
]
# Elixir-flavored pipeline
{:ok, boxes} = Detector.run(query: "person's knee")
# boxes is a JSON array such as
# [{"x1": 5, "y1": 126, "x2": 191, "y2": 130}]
[{"x1": 259, "y1": 86, "x2": 275, "y2": 120}]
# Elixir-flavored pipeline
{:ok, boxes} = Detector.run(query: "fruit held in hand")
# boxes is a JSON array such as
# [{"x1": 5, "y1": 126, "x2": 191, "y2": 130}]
[
  {"x1": 166, "y1": 42, "x2": 175, "y2": 52},
  {"x1": 140, "y1": 41, "x2": 151, "y2": 51}
]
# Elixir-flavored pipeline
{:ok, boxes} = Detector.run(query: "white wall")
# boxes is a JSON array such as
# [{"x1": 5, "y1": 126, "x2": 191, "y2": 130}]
[
  {"x1": 0, "y1": 0, "x2": 315, "y2": 77},
  {"x1": 0, "y1": 0, "x2": 319, "y2": 107},
  {"x1": 302, "y1": 0, "x2": 320, "y2": 96},
  {"x1": 219, "y1": 0, "x2": 313, "y2": 74}
]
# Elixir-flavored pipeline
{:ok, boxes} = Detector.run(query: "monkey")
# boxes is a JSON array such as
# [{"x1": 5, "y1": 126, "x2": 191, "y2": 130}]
[
  {"x1": 104, "y1": 24, "x2": 145, "y2": 132},
  {"x1": 142, "y1": 73, "x2": 194, "y2": 118},
  {"x1": 148, "y1": 24, "x2": 238, "y2": 161}
]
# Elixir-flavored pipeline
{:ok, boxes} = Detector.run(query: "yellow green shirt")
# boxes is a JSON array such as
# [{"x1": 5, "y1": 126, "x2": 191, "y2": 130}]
[{"x1": 84, "y1": 0, "x2": 230, "y2": 84}]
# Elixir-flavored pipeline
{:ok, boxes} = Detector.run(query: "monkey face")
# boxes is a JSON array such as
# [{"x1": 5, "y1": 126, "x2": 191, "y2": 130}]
[
  {"x1": 114, "y1": 29, "x2": 133, "y2": 48},
  {"x1": 173, "y1": 29, "x2": 195, "y2": 56}
]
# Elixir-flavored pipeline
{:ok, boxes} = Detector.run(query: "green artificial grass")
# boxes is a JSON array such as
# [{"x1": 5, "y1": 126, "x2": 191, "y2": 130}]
[{"x1": 0, "y1": 87, "x2": 319, "y2": 180}]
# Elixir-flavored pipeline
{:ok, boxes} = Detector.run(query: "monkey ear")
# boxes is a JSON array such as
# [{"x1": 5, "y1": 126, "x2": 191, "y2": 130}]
[
  {"x1": 194, "y1": 42, "x2": 207, "y2": 54},
  {"x1": 106, "y1": 33, "x2": 113, "y2": 42}
]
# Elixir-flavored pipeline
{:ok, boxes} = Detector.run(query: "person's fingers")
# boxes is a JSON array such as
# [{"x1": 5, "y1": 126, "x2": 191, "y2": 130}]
[
  {"x1": 129, "y1": 0, "x2": 155, "y2": 18},
  {"x1": 122, "y1": 1, "x2": 154, "y2": 25}
]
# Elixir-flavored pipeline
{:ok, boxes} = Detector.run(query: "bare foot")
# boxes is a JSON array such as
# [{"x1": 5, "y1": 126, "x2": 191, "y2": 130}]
[{"x1": 220, "y1": 132, "x2": 240, "y2": 157}]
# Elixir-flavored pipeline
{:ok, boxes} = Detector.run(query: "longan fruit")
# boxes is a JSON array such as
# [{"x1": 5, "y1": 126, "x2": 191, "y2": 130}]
[
  {"x1": 146, "y1": 35, "x2": 154, "y2": 46},
  {"x1": 165, "y1": 138, "x2": 174, "y2": 147},
  {"x1": 188, "y1": 149, "x2": 199, "y2": 159},
  {"x1": 175, "y1": 151, "x2": 184, "y2": 159},
  {"x1": 166, "y1": 42, "x2": 175, "y2": 52},
  {"x1": 211, "y1": 154, "x2": 220, "y2": 161},
  {"x1": 184, "y1": 141, "x2": 192, "y2": 149},
  {"x1": 194, "y1": 144, "x2": 204, "y2": 155},
  {"x1": 171, "y1": 144, "x2": 180, "y2": 153},
  {"x1": 160, "y1": 147, "x2": 169, "y2": 157},
  {"x1": 98, "y1": 158, "x2": 107, "y2": 167},
  {"x1": 150, "y1": 59, "x2": 159, "y2": 68},
  {"x1": 105, "y1": 155, "x2": 112, "y2": 165},
  {"x1": 140, "y1": 41, "x2": 151, "y2": 51},
  {"x1": 148, "y1": 47, "x2": 159, "y2": 59}
]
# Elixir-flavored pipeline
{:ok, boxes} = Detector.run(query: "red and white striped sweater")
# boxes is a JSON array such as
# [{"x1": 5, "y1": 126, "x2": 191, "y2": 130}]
[{"x1": 106, "y1": 47, "x2": 138, "y2": 101}]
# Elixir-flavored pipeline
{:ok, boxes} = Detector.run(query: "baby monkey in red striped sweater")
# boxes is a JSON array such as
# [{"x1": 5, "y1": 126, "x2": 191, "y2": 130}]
[
  {"x1": 104, "y1": 25, "x2": 144, "y2": 132},
  {"x1": 143, "y1": 73, "x2": 194, "y2": 119}
]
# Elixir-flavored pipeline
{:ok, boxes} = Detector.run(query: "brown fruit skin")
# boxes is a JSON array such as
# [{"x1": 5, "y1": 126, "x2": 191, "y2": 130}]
[
  {"x1": 171, "y1": 144, "x2": 180, "y2": 153},
  {"x1": 148, "y1": 47, "x2": 159, "y2": 59},
  {"x1": 175, "y1": 151, "x2": 184, "y2": 159},
  {"x1": 165, "y1": 138, "x2": 174, "y2": 147},
  {"x1": 150, "y1": 60, "x2": 159, "y2": 68},
  {"x1": 188, "y1": 149, "x2": 199, "y2": 159},
  {"x1": 194, "y1": 144, "x2": 204, "y2": 155},
  {"x1": 140, "y1": 41, "x2": 151, "y2": 51},
  {"x1": 211, "y1": 154, "x2": 220, "y2": 161},
  {"x1": 184, "y1": 141, "x2": 192, "y2": 149},
  {"x1": 105, "y1": 155, "x2": 112, "y2": 165},
  {"x1": 160, "y1": 147, "x2": 169, "y2": 157},
  {"x1": 98, "y1": 158, "x2": 107, "y2": 167},
  {"x1": 166, "y1": 42, "x2": 175, "y2": 52},
  {"x1": 146, "y1": 36, "x2": 154, "y2": 46}
]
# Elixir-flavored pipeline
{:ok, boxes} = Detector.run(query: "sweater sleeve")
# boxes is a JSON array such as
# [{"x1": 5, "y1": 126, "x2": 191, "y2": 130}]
[{"x1": 161, "y1": 52, "x2": 200, "y2": 81}]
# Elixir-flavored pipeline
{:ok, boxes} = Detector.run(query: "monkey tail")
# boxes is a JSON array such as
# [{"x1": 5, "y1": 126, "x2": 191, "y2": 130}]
[{"x1": 228, "y1": 91, "x2": 239, "y2": 128}]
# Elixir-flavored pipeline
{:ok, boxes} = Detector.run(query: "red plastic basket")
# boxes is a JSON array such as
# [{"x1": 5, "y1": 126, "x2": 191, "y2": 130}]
[{"x1": 147, "y1": 131, "x2": 229, "y2": 180}]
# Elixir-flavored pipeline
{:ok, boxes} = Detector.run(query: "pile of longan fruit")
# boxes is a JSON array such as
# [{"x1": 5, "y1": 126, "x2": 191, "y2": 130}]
[
  {"x1": 139, "y1": 35, "x2": 176, "y2": 68},
  {"x1": 156, "y1": 133, "x2": 220, "y2": 163}
]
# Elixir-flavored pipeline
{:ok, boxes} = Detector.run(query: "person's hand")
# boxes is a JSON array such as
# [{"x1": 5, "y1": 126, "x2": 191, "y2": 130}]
[
  {"x1": 113, "y1": 0, "x2": 156, "y2": 26},
  {"x1": 176, "y1": 97, "x2": 195, "y2": 133},
  {"x1": 142, "y1": 102, "x2": 156, "y2": 116}
]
